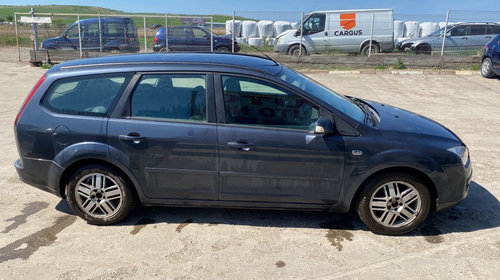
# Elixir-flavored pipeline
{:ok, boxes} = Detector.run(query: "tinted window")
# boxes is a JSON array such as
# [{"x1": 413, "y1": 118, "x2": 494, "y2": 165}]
[
  {"x1": 303, "y1": 13, "x2": 326, "y2": 35},
  {"x1": 86, "y1": 23, "x2": 100, "y2": 38},
  {"x1": 125, "y1": 20, "x2": 137, "y2": 37},
  {"x1": 131, "y1": 74, "x2": 207, "y2": 122},
  {"x1": 222, "y1": 75, "x2": 319, "y2": 130},
  {"x1": 487, "y1": 25, "x2": 500, "y2": 34},
  {"x1": 66, "y1": 24, "x2": 82, "y2": 38},
  {"x1": 450, "y1": 25, "x2": 468, "y2": 36},
  {"x1": 469, "y1": 25, "x2": 486, "y2": 35},
  {"x1": 191, "y1": 28, "x2": 209, "y2": 39},
  {"x1": 167, "y1": 27, "x2": 186, "y2": 38},
  {"x1": 107, "y1": 22, "x2": 123, "y2": 37},
  {"x1": 42, "y1": 74, "x2": 131, "y2": 116}
]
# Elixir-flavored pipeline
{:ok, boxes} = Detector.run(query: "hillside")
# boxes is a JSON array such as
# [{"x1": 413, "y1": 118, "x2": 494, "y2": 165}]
[{"x1": 0, "y1": 5, "x2": 246, "y2": 24}]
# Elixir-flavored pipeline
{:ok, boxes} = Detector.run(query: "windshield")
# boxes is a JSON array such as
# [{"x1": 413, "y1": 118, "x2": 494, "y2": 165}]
[{"x1": 278, "y1": 67, "x2": 365, "y2": 123}]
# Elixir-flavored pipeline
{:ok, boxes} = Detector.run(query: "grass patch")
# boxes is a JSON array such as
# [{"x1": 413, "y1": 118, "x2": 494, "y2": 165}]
[
  {"x1": 393, "y1": 59, "x2": 407, "y2": 69},
  {"x1": 374, "y1": 64, "x2": 388, "y2": 70}
]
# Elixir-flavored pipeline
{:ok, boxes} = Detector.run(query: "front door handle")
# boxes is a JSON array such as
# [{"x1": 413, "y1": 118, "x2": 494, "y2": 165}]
[
  {"x1": 119, "y1": 133, "x2": 146, "y2": 144},
  {"x1": 324, "y1": 31, "x2": 328, "y2": 36},
  {"x1": 228, "y1": 141, "x2": 255, "y2": 151},
  {"x1": 461, "y1": 37, "x2": 468, "y2": 40}
]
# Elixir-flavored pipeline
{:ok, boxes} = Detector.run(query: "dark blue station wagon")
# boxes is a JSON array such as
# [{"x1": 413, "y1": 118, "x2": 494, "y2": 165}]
[{"x1": 14, "y1": 53, "x2": 472, "y2": 235}]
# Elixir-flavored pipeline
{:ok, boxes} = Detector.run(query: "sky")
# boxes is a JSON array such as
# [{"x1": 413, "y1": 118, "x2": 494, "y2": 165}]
[{"x1": 2, "y1": 0, "x2": 499, "y2": 22}]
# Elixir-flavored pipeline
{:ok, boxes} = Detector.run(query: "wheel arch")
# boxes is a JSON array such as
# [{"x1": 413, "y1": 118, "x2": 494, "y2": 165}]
[
  {"x1": 360, "y1": 40, "x2": 381, "y2": 52},
  {"x1": 58, "y1": 158, "x2": 141, "y2": 204},
  {"x1": 348, "y1": 166, "x2": 438, "y2": 212},
  {"x1": 287, "y1": 43, "x2": 308, "y2": 54}
]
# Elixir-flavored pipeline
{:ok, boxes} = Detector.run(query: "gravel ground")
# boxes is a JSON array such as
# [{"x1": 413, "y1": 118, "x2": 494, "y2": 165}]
[{"x1": 0, "y1": 54, "x2": 499, "y2": 279}]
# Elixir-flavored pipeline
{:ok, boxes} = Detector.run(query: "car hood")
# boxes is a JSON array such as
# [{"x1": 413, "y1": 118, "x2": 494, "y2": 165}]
[
  {"x1": 365, "y1": 100, "x2": 462, "y2": 144},
  {"x1": 276, "y1": 29, "x2": 295, "y2": 39}
]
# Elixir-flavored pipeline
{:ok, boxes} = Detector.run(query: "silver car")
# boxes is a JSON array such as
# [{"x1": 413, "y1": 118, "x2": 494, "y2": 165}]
[{"x1": 397, "y1": 22, "x2": 500, "y2": 54}]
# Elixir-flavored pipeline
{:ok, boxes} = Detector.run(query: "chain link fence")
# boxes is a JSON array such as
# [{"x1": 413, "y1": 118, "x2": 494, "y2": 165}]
[{"x1": 3, "y1": 9, "x2": 500, "y2": 63}]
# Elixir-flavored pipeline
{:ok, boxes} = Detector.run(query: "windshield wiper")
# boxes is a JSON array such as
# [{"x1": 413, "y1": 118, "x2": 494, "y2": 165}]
[{"x1": 349, "y1": 97, "x2": 374, "y2": 124}]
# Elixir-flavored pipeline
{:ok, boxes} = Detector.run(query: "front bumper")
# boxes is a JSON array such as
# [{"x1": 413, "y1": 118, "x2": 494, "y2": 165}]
[
  {"x1": 273, "y1": 43, "x2": 289, "y2": 53},
  {"x1": 436, "y1": 161, "x2": 472, "y2": 211}
]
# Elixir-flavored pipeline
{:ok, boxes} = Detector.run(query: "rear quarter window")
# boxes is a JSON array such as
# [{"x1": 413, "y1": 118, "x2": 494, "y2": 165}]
[{"x1": 42, "y1": 73, "x2": 132, "y2": 116}]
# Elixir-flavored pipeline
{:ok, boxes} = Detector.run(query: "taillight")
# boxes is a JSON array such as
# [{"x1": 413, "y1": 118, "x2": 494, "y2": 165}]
[
  {"x1": 154, "y1": 36, "x2": 158, "y2": 44},
  {"x1": 15, "y1": 74, "x2": 45, "y2": 127}
]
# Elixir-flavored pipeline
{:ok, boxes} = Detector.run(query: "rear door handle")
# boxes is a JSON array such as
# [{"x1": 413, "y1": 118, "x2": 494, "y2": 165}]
[
  {"x1": 228, "y1": 141, "x2": 255, "y2": 151},
  {"x1": 461, "y1": 37, "x2": 468, "y2": 40},
  {"x1": 119, "y1": 133, "x2": 146, "y2": 144}
]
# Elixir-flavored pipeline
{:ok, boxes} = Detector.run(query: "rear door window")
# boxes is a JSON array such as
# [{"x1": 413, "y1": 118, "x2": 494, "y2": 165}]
[
  {"x1": 469, "y1": 25, "x2": 486, "y2": 36},
  {"x1": 487, "y1": 25, "x2": 500, "y2": 34},
  {"x1": 131, "y1": 74, "x2": 207, "y2": 122},
  {"x1": 42, "y1": 74, "x2": 132, "y2": 116}
]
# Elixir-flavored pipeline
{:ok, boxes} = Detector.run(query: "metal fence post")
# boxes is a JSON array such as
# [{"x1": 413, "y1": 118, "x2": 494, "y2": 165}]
[
  {"x1": 368, "y1": 13, "x2": 375, "y2": 57},
  {"x1": 299, "y1": 12, "x2": 304, "y2": 56},
  {"x1": 165, "y1": 14, "x2": 169, "y2": 52},
  {"x1": 14, "y1": 13, "x2": 20, "y2": 61},
  {"x1": 31, "y1": 8, "x2": 39, "y2": 51},
  {"x1": 143, "y1": 16, "x2": 147, "y2": 52},
  {"x1": 440, "y1": 10, "x2": 450, "y2": 56},
  {"x1": 210, "y1": 17, "x2": 214, "y2": 52},
  {"x1": 232, "y1": 11, "x2": 235, "y2": 53},
  {"x1": 98, "y1": 14, "x2": 102, "y2": 52},
  {"x1": 77, "y1": 15, "x2": 82, "y2": 59}
]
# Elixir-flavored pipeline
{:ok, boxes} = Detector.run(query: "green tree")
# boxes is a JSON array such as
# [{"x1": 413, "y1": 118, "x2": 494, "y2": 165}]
[{"x1": 6, "y1": 15, "x2": 14, "y2": 22}]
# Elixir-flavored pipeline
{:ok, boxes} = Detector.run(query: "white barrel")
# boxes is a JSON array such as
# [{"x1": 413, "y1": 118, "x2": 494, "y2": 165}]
[
  {"x1": 242, "y1": 20, "x2": 259, "y2": 38},
  {"x1": 420, "y1": 22, "x2": 439, "y2": 37},
  {"x1": 265, "y1": 37, "x2": 277, "y2": 46},
  {"x1": 274, "y1": 21, "x2": 292, "y2": 36},
  {"x1": 394, "y1": 20, "x2": 406, "y2": 38},
  {"x1": 257, "y1": 20, "x2": 275, "y2": 38},
  {"x1": 225, "y1": 20, "x2": 242, "y2": 37},
  {"x1": 405, "y1": 21, "x2": 420, "y2": 38},
  {"x1": 248, "y1": 37, "x2": 264, "y2": 46}
]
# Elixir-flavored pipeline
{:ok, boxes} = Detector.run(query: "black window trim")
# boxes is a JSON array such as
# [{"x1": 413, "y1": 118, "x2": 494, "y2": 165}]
[{"x1": 111, "y1": 71, "x2": 216, "y2": 124}]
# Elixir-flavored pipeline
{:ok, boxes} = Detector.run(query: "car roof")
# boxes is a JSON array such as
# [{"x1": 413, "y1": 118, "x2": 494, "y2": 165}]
[{"x1": 49, "y1": 53, "x2": 283, "y2": 76}]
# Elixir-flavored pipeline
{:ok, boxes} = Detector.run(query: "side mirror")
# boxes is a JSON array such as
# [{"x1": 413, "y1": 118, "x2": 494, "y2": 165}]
[{"x1": 313, "y1": 117, "x2": 334, "y2": 135}]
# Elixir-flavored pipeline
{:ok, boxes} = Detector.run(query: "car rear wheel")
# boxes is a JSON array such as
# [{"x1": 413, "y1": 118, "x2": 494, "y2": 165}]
[
  {"x1": 360, "y1": 43, "x2": 379, "y2": 55},
  {"x1": 215, "y1": 46, "x2": 230, "y2": 53},
  {"x1": 481, "y1": 57, "x2": 496, "y2": 78},
  {"x1": 67, "y1": 165, "x2": 135, "y2": 225},
  {"x1": 357, "y1": 173, "x2": 431, "y2": 235}
]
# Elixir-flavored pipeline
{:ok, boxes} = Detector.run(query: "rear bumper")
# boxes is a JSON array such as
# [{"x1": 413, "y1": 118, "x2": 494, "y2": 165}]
[{"x1": 15, "y1": 157, "x2": 64, "y2": 197}]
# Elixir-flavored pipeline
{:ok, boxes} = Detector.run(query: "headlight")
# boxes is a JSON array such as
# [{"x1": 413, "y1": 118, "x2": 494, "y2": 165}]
[
  {"x1": 447, "y1": 146, "x2": 469, "y2": 166},
  {"x1": 277, "y1": 36, "x2": 283, "y2": 45}
]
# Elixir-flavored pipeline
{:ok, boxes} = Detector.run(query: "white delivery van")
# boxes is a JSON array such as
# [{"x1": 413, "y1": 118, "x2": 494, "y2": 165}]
[{"x1": 274, "y1": 9, "x2": 394, "y2": 55}]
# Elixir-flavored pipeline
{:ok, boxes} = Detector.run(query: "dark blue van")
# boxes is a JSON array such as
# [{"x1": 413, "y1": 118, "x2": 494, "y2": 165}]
[
  {"x1": 41, "y1": 17, "x2": 140, "y2": 52},
  {"x1": 153, "y1": 26, "x2": 239, "y2": 52}
]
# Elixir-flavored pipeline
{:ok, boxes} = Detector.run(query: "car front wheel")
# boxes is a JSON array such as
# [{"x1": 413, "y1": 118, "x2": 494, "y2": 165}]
[
  {"x1": 66, "y1": 165, "x2": 135, "y2": 225},
  {"x1": 481, "y1": 57, "x2": 496, "y2": 78},
  {"x1": 357, "y1": 173, "x2": 431, "y2": 235}
]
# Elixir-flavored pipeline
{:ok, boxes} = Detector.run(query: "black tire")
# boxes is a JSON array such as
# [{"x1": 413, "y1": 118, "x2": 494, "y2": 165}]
[
  {"x1": 415, "y1": 44, "x2": 432, "y2": 55},
  {"x1": 360, "y1": 43, "x2": 380, "y2": 55},
  {"x1": 215, "y1": 46, "x2": 230, "y2": 53},
  {"x1": 481, "y1": 57, "x2": 496, "y2": 78},
  {"x1": 66, "y1": 165, "x2": 135, "y2": 225},
  {"x1": 288, "y1": 44, "x2": 306, "y2": 56},
  {"x1": 357, "y1": 173, "x2": 431, "y2": 235}
]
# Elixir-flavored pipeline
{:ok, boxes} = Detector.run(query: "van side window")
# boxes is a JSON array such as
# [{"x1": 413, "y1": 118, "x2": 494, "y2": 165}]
[
  {"x1": 66, "y1": 24, "x2": 82, "y2": 38},
  {"x1": 222, "y1": 76, "x2": 319, "y2": 130},
  {"x1": 87, "y1": 23, "x2": 100, "y2": 38},
  {"x1": 42, "y1": 74, "x2": 132, "y2": 116},
  {"x1": 450, "y1": 25, "x2": 468, "y2": 36},
  {"x1": 469, "y1": 25, "x2": 486, "y2": 36},
  {"x1": 303, "y1": 13, "x2": 326, "y2": 35},
  {"x1": 107, "y1": 22, "x2": 123, "y2": 37},
  {"x1": 487, "y1": 25, "x2": 500, "y2": 35},
  {"x1": 131, "y1": 74, "x2": 207, "y2": 122}
]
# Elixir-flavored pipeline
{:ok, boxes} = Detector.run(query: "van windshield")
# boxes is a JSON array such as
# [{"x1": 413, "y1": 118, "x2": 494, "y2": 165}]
[{"x1": 278, "y1": 67, "x2": 365, "y2": 123}]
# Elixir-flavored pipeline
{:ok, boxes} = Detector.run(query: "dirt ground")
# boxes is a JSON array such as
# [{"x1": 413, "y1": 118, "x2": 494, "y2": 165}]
[{"x1": 0, "y1": 52, "x2": 499, "y2": 279}]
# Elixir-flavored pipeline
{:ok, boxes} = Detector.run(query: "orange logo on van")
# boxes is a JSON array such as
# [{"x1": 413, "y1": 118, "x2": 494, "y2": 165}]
[{"x1": 340, "y1": 13, "x2": 356, "y2": 30}]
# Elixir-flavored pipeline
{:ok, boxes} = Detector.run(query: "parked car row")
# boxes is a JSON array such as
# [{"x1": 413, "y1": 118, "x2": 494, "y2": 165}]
[{"x1": 39, "y1": 15, "x2": 499, "y2": 58}]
